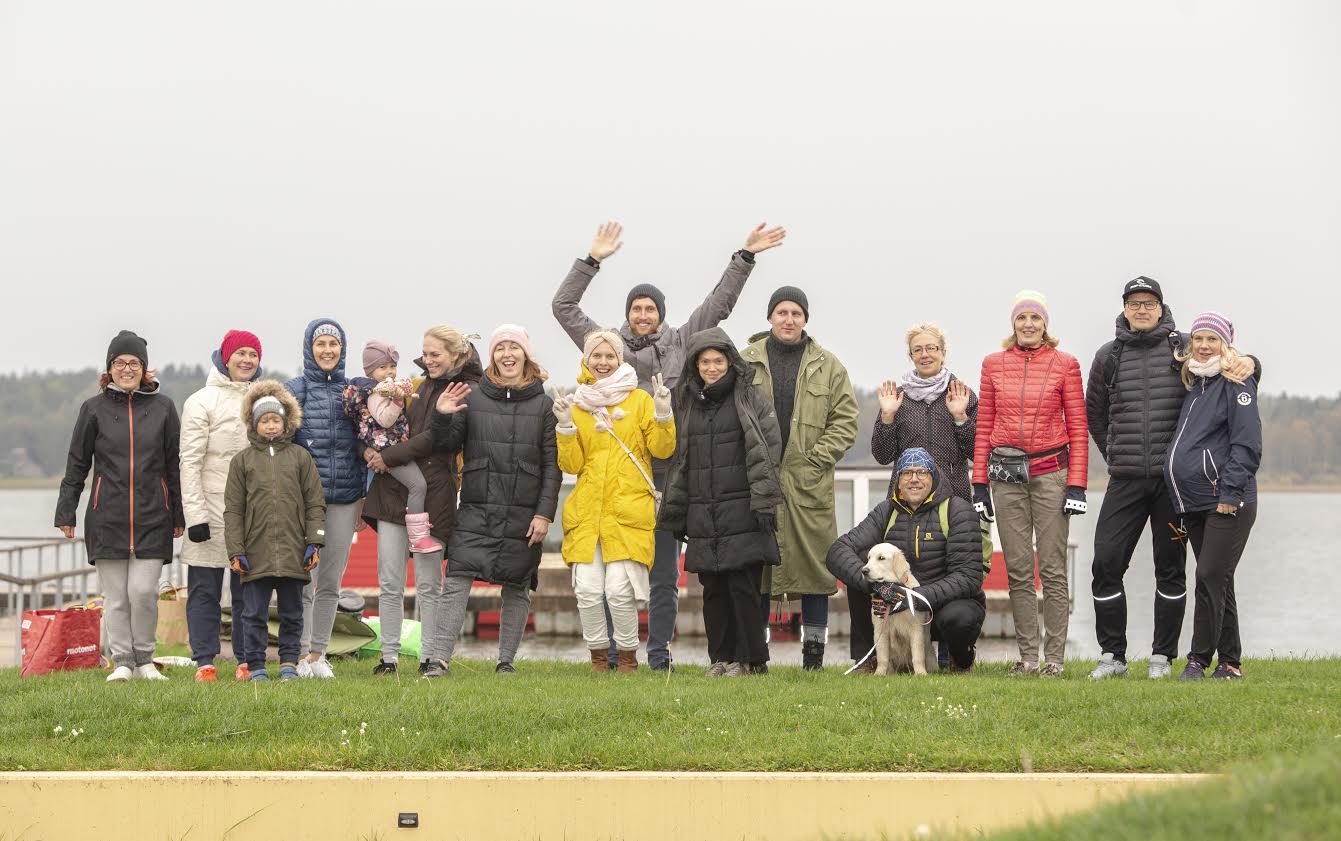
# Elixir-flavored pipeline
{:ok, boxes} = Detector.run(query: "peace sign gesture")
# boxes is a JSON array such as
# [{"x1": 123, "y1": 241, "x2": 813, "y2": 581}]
[{"x1": 651, "y1": 373, "x2": 673, "y2": 418}]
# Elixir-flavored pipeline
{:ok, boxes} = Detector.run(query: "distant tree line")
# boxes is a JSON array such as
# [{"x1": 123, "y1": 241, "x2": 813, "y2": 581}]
[{"x1": 1, "y1": 367, "x2": 1336, "y2": 486}]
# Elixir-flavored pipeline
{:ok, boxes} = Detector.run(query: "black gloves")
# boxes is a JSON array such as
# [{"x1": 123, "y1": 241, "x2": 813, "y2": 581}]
[
  {"x1": 972, "y1": 484, "x2": 995, "y2": 523},
  {"x1": 187, "y1": 523, "x2": 211, "y2": 543},
  {"x1": 1063, "y1": 486, "x2": 1087, "y2": 516}
]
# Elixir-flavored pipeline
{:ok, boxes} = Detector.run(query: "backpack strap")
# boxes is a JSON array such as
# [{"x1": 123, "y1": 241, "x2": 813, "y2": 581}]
[
  {"x1": 885, "y1": 499, "x2": 950, "y2": 539},
  {"x1": 1103, "y1": 340, "x2": 1124, "y2": 393}
]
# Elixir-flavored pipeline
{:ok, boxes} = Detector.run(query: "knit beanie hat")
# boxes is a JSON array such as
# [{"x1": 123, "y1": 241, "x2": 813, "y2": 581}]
[
  {"x1": 488, "y1": 324, "x2": 536, "y2": 363},
  {"x1": 311, "y1": 323, "x2": 342, "y2": 342},
  {"x1": 220, "y1": 330, "x2": 262, "y2": 366},
  {"x1": 361, "y1": 340, "x2": 399, "y2": 377},
  {"x1": 895, "y1": 447, "x2": 936, "y2": 476},
  {"x1": 1189, "y1": 311, "x2": 1234, "y2": 345},
  {"x1": 626, "y1": 284, "x2": 666, "y2": 323},
  {"x1": 106, "y1": 330, "x2": 149, "y2": 371},
  {"x1": 251, "y1": 395, "x2": 286, "y2": 427},
  {"x1": 767, "y1": 286, "x2": 809, "y2": 320},
  {"x1": 1122, "y1": 276, "x2": 1163, "y2": 304},
  {"x1": 1011, "y1": 290, "x2": 1050, "y2": 327},
  {"x1": 582, "y1": 329, "x2": 625, "y2": 365}
]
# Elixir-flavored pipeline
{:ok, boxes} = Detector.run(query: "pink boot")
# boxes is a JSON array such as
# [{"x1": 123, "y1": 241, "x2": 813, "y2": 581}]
[{"x1": 405, "y1": 511, "x2": 444, "y2": 554}]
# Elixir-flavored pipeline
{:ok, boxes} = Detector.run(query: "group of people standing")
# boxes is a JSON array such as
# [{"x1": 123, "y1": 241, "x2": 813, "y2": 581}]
[{"x1": 53, "y1": 224, "x2": 1262, "y2": 683}]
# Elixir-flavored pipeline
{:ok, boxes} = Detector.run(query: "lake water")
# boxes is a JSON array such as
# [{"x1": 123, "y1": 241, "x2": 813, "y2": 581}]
[{"x1": 7, "y1": 488, "x2": 1338, "y2": 660}]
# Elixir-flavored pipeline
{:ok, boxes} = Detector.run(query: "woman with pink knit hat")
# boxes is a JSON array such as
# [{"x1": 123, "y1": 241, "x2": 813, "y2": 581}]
[
  {"x1": 426, "y1": 324, "x2": 561, "y2": 674},
  {"x1": 972, "y1": 291, "x2": 1088, "y2": 677},
  {"x1": 1165, "y1": 312, "x2": 1261, "y2": 681},
  {"x1": 179, "y1": 329, "x2": 263, "y2": 682}
]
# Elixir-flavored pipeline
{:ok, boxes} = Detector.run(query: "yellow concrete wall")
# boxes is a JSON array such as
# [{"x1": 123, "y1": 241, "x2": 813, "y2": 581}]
[{"x1": 0, "y1": 770, "x2": 1202, "y2": 840}]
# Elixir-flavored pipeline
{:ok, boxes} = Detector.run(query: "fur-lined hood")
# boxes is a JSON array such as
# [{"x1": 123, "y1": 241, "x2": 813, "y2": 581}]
[{"x1": 241, "y1": 379, "x2": 303, "y2": 441}]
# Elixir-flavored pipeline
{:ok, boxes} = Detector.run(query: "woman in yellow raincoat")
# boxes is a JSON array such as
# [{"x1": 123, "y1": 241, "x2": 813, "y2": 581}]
[{"x1": 554, "y1": 329, "x2": 675, "y2": 672}]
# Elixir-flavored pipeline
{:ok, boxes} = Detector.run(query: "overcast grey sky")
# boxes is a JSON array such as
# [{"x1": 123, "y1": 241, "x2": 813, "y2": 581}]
[{"x1": 2, "y1": 1, "x2": 1337, "y2": 395}]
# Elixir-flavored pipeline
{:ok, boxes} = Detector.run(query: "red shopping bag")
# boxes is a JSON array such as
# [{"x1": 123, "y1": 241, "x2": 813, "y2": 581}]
[{"x1": 20, "y1": 608, "x2": 103, "y2": 677}]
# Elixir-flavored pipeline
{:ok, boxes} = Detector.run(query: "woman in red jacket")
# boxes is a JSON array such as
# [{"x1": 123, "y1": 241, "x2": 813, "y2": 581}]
[{"x1": 972, "y1": 291, "x2": 1088, "y2": 677}]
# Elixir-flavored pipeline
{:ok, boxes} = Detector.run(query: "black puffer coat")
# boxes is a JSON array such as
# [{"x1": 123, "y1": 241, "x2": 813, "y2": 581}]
[
  {"x1": 1085, "y1": 308, "x2": 1189, "y2": 479},
  {"x1": 433, "y1": 376, "x2": 561, "y2": 587},
  {"x1": 362, "y1": 349, "x2": 484, "y2": 542},
  {"x1": 825, "y1": 463, "x2": 983, "y2": 609},
  {"x1": 55, "y1": 380, "x2": 186, "y2": 564},
  {"x1": 659, "y1": 328, "x2": 784, "y2": 574}
]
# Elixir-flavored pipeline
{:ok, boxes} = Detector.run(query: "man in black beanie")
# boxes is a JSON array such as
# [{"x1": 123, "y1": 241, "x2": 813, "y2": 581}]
[
  {"x1": 552, "y1": 219, "x2": 787, "y2": 671},
  {"x1": 741, "y1": 286, "x2": 857, "y2": 671}
]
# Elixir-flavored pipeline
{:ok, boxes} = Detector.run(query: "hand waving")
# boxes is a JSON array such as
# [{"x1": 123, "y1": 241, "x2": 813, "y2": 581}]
[
  {"x1": 877, "y1": 380, "x2": 903, "y2": 423},
  {"x1": 651, "y1": 373, "x2": 673, "y2": 418},
  {"x1": 589, "y1": 221, "x2": 624, "y2": 262},
  {"x1": 744, "y1": 222, "x2": 787, "y2": 254},
  {"x1": 945, "y1": 379, "x2": 970, "y2": 421},
  {"x1": 435, "y1": 382, "x2": 471, "y2": 415}
]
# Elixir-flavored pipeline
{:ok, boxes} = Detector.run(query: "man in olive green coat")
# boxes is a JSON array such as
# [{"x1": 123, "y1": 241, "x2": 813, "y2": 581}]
[
  {"x1": 741, "y1": 286, "x2": 859, "y2": 669},
  {"x1": 224, "y1": 379, "x2": 327, "y2": 681}
]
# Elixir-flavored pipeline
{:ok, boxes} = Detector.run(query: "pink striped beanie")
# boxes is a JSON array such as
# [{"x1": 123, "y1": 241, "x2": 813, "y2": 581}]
[{"x1": 1189, "y1": 311, "x2": 1234, "y2": 345}]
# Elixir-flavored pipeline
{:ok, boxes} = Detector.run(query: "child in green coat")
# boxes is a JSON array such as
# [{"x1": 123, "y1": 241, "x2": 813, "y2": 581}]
[{"x1": 224, "y1": 380, "x2": 326, "y2": 682}]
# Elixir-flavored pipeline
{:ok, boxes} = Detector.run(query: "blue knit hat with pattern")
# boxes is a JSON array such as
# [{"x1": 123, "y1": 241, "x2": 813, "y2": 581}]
[{"x1": 896, "y1": 447, "x2": 935, "y2": 475}]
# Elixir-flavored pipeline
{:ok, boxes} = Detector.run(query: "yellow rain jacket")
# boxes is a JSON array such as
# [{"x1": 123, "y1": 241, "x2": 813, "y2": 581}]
[{"x1": 558, "y1": 362, "x2": 676, "y2": 567}]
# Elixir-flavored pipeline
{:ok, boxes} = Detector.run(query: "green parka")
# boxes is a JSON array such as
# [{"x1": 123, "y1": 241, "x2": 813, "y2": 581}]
[
  {"x1": 224, "y1": 380, "x2": 327, "y2": 583},
  {"x1": 740, "y1": 331, "x2": 859, "y2": 596}
]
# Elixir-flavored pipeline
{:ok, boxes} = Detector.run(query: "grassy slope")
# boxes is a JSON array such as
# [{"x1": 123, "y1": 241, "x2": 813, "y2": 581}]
[
  {"x1": 2, "y1": 658, "x2": 1337, "y2": 772},
  {"x1": 960, "y1": 747, "x2": 1341, "y2": 841}
]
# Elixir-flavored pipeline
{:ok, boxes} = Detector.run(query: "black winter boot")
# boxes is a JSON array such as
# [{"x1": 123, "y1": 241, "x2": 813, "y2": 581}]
[{"x1": 802, "y1": 639, "x2": 825, "y2": 671}]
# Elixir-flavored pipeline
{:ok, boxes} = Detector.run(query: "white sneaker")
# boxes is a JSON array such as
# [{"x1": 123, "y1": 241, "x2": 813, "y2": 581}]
[
  {"x1": 308, "y1": 656, "x2": 335, "y2": 679},
  {"x1": 295, "y1": 659, "x2": 313, "y2": 678},
  {"x1": 1089, "y1": 653, "x2": 1129, "y2": 680},
  {"x1": 106, "y1": 666, "x2": 133, "y2": 682},
  {"x1": 1148, "y1": 654, "x2": 1172, "y2": 679},
  {"x1": 132, "y1": 664, "x2": 168, "y2": 681}
]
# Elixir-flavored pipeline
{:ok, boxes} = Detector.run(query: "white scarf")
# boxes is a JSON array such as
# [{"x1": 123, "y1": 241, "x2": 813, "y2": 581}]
[
  {"x1": 899, "y1": 368, "x2": 953, "y2": 403},
  {"x1": 1188, "y1": 356, "x2": 1222, "y2": 380},
  {"x1": 573, "y1": 363, "x2": 639, "y2": 432}
]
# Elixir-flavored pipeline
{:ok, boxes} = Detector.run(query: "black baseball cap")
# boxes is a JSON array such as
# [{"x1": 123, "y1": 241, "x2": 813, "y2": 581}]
[{"x1": 1122, "y1": 276, "x2": 1163, "y2": 304}]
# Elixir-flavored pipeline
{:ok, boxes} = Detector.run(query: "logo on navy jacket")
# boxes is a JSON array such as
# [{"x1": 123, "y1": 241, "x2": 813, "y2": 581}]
[{"x1": 1237, "y1": 392, "x2": 1252, "y2": 406}]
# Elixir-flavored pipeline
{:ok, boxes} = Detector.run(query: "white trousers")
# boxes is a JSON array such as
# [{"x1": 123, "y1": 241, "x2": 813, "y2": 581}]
[{"x1": 572, "y1": 542, "x2": 649, "y2": 652}]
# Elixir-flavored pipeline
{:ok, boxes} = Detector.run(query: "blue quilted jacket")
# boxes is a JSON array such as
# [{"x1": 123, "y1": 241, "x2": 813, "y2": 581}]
[{"x1": 285, "y1": 318, "x2": 364, "y2": 505}]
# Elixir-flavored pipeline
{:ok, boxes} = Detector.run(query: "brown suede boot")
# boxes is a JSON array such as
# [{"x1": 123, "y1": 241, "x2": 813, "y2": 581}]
[
  {"x1": 590, "y1": 647, "x2": 611, "y2": 673},
  {"x1": 854, "y1": 656, "x2": 877, "y2": 674},
  {"x1": 616, "y1": 648, "x2": 639, "y2": 673}
]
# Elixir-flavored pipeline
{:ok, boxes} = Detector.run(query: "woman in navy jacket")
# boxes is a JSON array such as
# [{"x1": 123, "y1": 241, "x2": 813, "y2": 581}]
[
  {"x1": 1165, "y1": 312, "x2": 1261, "y2": 681},
  {"x1": 284, "y1": 318, "x2": 364, "y2": 678}
]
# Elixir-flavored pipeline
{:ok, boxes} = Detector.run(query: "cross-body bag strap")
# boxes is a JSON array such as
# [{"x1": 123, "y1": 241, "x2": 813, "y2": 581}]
[{"x1": 606, "y1": 427, "x2": 662, "y2": 505}]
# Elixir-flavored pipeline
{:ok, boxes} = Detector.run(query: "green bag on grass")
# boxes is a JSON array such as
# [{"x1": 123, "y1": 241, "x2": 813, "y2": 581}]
[
  {"x1": 221, "y1": 606, "x2": 376, "y2": 657},
  {"x1": 358, "y1": 617, "x2": 422, "y2": 660}
]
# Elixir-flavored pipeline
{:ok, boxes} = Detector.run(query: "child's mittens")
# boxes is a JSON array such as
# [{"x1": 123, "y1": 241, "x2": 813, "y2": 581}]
[
  {"x1": 304, "y1": 544, "x2": 321, "y2": 571},
  {"x1": 230, "y1": 554, "x2": 250, "y2": 574}
]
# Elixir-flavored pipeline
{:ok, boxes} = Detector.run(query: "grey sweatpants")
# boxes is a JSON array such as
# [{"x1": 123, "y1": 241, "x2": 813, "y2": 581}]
[
  {"x1": 96, "y1": 556, "x2": 164, "y2": 667},
  {"x1": 376, "y1": 519, "x2": 444, "y2": 661},
  {"x1": 301, "y1": 501, "x2": 360, "y2": 657},
  {"x1": 438, "y1": 575, "x2": 531, "y2": 664}
]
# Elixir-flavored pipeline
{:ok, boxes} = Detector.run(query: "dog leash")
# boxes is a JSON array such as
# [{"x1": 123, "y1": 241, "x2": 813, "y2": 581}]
[{"x1": 843, "y1": 585, "x2": 933, "y2": 676}]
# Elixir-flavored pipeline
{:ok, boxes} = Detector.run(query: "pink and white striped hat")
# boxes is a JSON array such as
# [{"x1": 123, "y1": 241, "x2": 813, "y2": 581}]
[{"x1": 1189, "y1": 311, "x2": 1234, "y2": 345}]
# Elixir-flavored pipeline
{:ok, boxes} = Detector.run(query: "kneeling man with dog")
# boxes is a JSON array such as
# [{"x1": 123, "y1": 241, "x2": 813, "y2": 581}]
[{"x1": 826, "y1": 448, "x2": 986, "y2": 673}]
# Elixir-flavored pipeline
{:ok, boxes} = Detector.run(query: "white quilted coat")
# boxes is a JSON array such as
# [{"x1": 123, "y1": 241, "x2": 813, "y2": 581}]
[{"x1": 179, "y1": 365, "x2": 254, "y2": 567}]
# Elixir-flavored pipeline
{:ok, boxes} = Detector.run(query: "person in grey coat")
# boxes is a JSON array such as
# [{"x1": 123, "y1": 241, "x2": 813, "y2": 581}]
[{"x1": 551, "y1": 219, "x2": 786, "y2": 670}]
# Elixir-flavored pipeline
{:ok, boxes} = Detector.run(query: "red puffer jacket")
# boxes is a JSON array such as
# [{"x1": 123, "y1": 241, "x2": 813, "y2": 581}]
[{"x1": 972, "y1": 344, "x2": 1088, "y2": 487}]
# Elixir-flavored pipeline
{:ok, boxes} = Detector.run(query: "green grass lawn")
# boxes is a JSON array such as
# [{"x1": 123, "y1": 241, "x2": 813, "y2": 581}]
[
  {"x1": 2, "y1": 657, "x2": 1337, "y2": 773},
  {"x1": 962, "y1": 746, "x2": 1341, "y2": 841}
]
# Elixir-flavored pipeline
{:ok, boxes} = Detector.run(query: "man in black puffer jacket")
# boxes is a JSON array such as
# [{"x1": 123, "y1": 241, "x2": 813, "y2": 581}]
[
  {"x1": 1086, "y1": 277, "x2": 1258, "y2": 680},
  {"x1": 826, "y1": 447, "x2": 984, "y2": 672}
]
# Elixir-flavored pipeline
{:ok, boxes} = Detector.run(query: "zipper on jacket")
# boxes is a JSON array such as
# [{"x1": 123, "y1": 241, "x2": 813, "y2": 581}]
[
  {"x1": 93, "y1": 476, "x2": 102, "y2": 511},
  {"x1": 1167, "y1": 393, "x2": 1200, "y2": 512},
  {"x1": 1203, "y1": 450, "x2": 1220, "y2": 497},
  {"x1": 1017, "y1": 352, "x2": 1030, "y2": 445},
  {"x1": 128, "y1": 392, "x2": 136, "y2": 553}
]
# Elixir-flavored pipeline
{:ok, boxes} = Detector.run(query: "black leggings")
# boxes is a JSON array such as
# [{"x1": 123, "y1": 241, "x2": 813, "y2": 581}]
[{"x1": 1185, "y1": 503, "x2": 1257, "y2": 668}]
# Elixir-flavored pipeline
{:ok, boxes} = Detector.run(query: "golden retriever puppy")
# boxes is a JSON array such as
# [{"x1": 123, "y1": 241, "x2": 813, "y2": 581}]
[{"x1": 862, "y1": 542, "x2": 927, "y2": 676}]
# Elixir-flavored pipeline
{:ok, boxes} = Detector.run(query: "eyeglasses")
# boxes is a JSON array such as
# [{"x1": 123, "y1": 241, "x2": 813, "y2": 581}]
[
  {"x1": 901, "y1": 469, "x2": 932, "y2": 479},
  {"x1": 1124, "y1": 300, "x2": 1161, "y2": 312},
  {"x1": 110, "y1": 360, "x2": 142, "y2": 372},
  {"x1": 909, "y1": 345, "x2": 942, "y2": 356}
]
